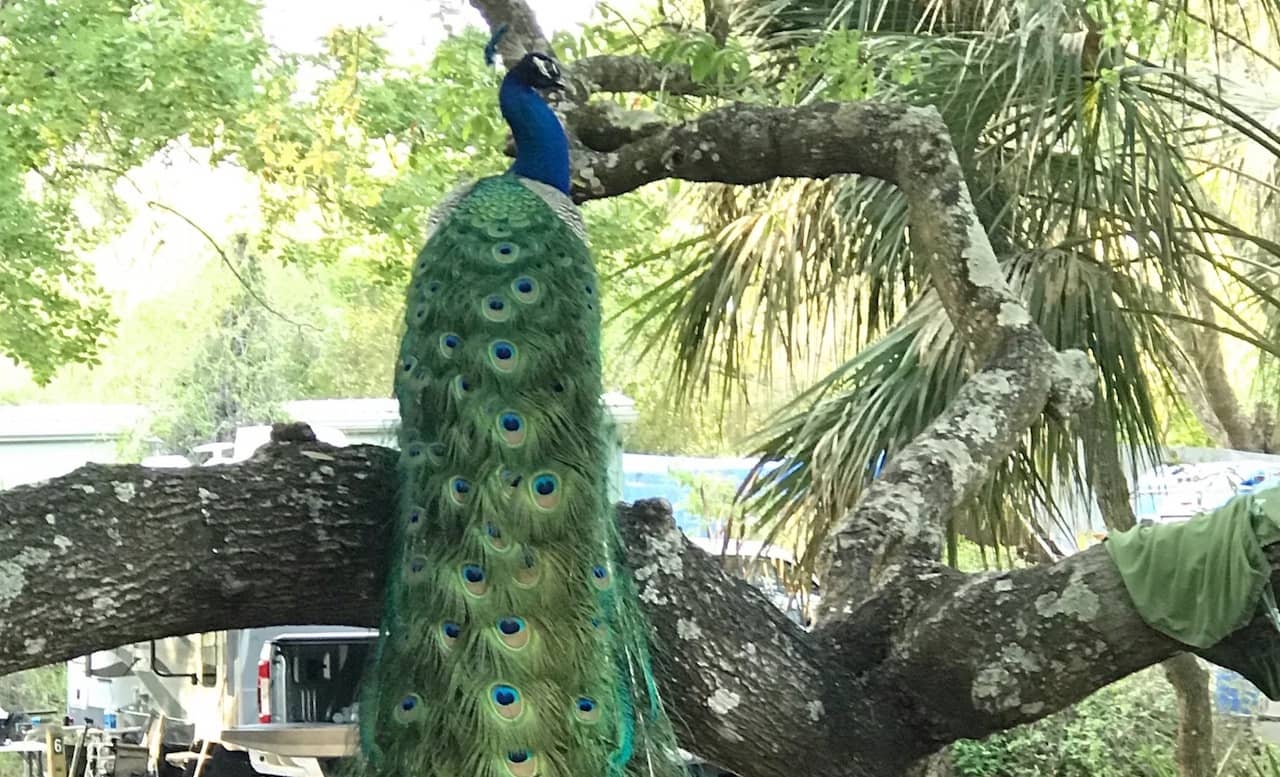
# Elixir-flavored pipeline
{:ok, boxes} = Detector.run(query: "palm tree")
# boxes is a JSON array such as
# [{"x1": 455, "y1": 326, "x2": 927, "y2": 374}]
[{"x1": 630, "y1": 0, "x2": 1280, "y2": 773}]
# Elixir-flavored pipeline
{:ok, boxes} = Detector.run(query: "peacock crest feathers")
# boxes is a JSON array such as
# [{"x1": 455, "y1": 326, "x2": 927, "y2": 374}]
[{"x1": 359, "y1": 168, "x2": 681, "y2": 777}]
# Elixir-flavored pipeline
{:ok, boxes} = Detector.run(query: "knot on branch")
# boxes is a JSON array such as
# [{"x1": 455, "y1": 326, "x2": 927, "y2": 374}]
[{"x1": 1047, "y1": 350, "x2": 1095, "y2": 420}]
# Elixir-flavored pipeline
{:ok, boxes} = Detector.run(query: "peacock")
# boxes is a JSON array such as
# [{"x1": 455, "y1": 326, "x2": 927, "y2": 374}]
[{"x1": 357, "y1": 31, "x2": 684, "y2": 777}]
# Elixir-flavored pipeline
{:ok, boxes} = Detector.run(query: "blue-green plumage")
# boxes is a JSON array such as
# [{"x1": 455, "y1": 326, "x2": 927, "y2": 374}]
[{"x1": 358, "y1": 44, "x2": 681, "y2": 777}]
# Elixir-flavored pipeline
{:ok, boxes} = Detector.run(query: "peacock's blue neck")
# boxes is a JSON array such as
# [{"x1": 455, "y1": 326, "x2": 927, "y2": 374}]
[{"x1": 500, "y1": 74, "x2": 571, "y2": 195}]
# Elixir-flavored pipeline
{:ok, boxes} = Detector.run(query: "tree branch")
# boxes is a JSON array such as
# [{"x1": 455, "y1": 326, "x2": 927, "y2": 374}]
[
  {"x1": 848, "y1": 542, "x2": 1270, "y2": 746},
  {"x1": 572, "y1": 55, "x2": 709, "y2": 96},
  {"x1": 573, "y1": 99, "x2": 1094, "y2": 612},
  {"x1": 466, "y1": 0, "x2": 550, "y2": 64},
  {"x1": 2, "y1": 443, "x2": 1275, "y2": 777}
]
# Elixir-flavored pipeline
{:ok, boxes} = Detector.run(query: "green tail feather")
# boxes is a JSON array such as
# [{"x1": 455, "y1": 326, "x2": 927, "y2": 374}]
[{"x1": 359, "y1": 174, "x2": 683, "y2": 777}]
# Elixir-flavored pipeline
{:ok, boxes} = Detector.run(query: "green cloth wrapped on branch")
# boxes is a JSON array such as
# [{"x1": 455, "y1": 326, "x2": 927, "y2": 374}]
[{"x1": 1107, "y1": 493, "x2": 1280, "y2": 698}]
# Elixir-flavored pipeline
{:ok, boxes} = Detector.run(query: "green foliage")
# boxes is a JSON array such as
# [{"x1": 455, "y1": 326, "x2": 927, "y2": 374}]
[
  {"x1": 951, "y1": 670, "x2": 1228, "y2": 777},
  {"x1": 0, "y1": 664, "x2": 66, "y2": 777},
  {"x1": 652, "y1": 31, "x2": 753, "y2": 87},
  {"x1": 0, "y1": 0, "x2": 269, "y2": 380},
  {"x1": 1247, "y1": 746, "x2": 1280, "y2": 776},
  {"x1": 0, "y1": 664, "x2": 64, "y2": 712},
  {"x1": 224, "y1": 28, "x2": 509, "y2": 283},
  {"x1": 953, "y1": 669, "x2": 1276, "y2": 777}
]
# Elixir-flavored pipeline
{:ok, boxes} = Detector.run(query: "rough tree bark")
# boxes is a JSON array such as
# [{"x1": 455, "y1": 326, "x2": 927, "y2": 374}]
[{"x1": 3, "y1": 4, "x2": 1278, "y2": 777}]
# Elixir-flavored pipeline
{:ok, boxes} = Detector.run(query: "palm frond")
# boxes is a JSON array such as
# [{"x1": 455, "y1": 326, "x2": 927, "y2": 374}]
[
  {"x1": 741, "y1": 244, "x2": 1182, "y2": 565},
  {"x1": 624, "y1": 175, "x2": 916, "y2": 402}
]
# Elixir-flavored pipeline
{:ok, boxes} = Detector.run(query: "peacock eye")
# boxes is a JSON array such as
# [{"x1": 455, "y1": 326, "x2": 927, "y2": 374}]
[
  {"x1": 497, "y1": 411, "x2": 526, "y2": 447},
  {"x1": 512, "y1": 277, "x2": 539, "y2": 303},
  {"x1": 426, "y1": 442, "x2": 447, "y2": 464},
  {"x1": 482, "y1": 295, "x2": 512, "y2": 322},
  {"x1": 443, "y1": 622, "x2": 461, "y2": 639},
  {"x1": 448, "y1": 476, "x2": 471, "y2": 506},
  {"x1": 440, "y1": 333, "x2": 461, "y2": 357},
  {"x1": 530, "y1": 472, "x2": 561, "y2": 510},
  {"x1": 393, "y1": 693, "x2": 424, "y2": 723},
  {"x1": 492, "y1": 242, "x2": 520, "y2": 263},
  {"x1": 505, "y1": 748, "x2": 537, "y2": 776},
  {"x1": 401, "y1": 356, "x2": 417, "y2": 373},
  {"x1": 514, "y1": 548, "x2": 539, "y2": 588},
  {"x1": 453, "y1": 375, "x2": 473, "y2": 399},
  {"x1": 462, "y1": 563, "x2": 488, "y2": 596},
  {"x1": 489, "y1": 341, "x2": 518, "y2": 373},
  {"x1": 405, "y1": 555, "x2": 428, "y2": 581},
  {"x1": 574, "y1": 696, "x2": 601, "y2": 723},
  {"x1": 496, "y1": 616, "x2": 530, "y2": 649},
  {"x1": 489, "y1": 684, "x2": 523, "y2": 719},
  {"x1": 591, "y1": 563, "x2": 611, "y2": 590},
  {"x1": 484, "y1": 522, "x2": 511, "y2": 552},
  {"x1": 427, "y1": 280, "x2": 442, "y2": 294}
]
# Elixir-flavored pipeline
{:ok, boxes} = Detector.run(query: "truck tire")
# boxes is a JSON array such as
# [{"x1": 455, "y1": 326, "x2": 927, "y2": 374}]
[
  {"x1": 180, "y1": 744, "x2": 253, "y2": 777},
  {"x1": 318, "y1": 757, "x2": 354, "y2": 777}
]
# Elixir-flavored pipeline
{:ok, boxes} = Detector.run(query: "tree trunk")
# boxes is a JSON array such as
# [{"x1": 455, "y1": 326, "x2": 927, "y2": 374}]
[
  {"x1": 1080, "y1": 399, "x2": 1216, "y2": 777},
  {"x1": 1173, "y1": 277, "x2": 1261, "y2": 451},
  {"x1": 1163, "y1": 653, "x2": 1217, "y2": 777}
]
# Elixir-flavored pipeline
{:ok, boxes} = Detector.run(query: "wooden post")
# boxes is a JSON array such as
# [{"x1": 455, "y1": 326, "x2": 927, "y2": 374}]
[{"x1": 44, "y1": 727, "x2": 66, "y2": 777}]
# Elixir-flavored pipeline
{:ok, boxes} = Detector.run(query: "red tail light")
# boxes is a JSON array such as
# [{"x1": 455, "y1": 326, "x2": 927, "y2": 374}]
[{"x1": 257, "y1": 659, "x2": 272, "y2": 723}]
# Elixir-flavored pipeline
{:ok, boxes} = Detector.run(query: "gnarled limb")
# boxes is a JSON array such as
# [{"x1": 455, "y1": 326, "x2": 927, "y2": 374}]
[{"x1": 569, "y1": 96, "x2": 1099, "y2": 613}]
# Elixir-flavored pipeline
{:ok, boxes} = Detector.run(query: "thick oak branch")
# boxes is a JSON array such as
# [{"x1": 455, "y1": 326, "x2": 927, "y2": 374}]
[{"x1": 1, "y1": 444, "x2": 1275, "y2": 777}]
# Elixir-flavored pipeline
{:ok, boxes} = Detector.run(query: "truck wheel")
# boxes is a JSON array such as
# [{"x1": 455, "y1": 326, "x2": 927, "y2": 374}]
[
  {"x1": 181, "y1": 744, "x2": 253, "y2": 777},
  {"x1": 318, "y1": 757, "x2": 354, "y2": 777}
]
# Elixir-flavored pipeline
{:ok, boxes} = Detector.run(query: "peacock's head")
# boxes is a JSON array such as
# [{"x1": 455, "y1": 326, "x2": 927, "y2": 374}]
[{"x1": 508, "y1": 52, "x2": 565, "y2": 92}]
